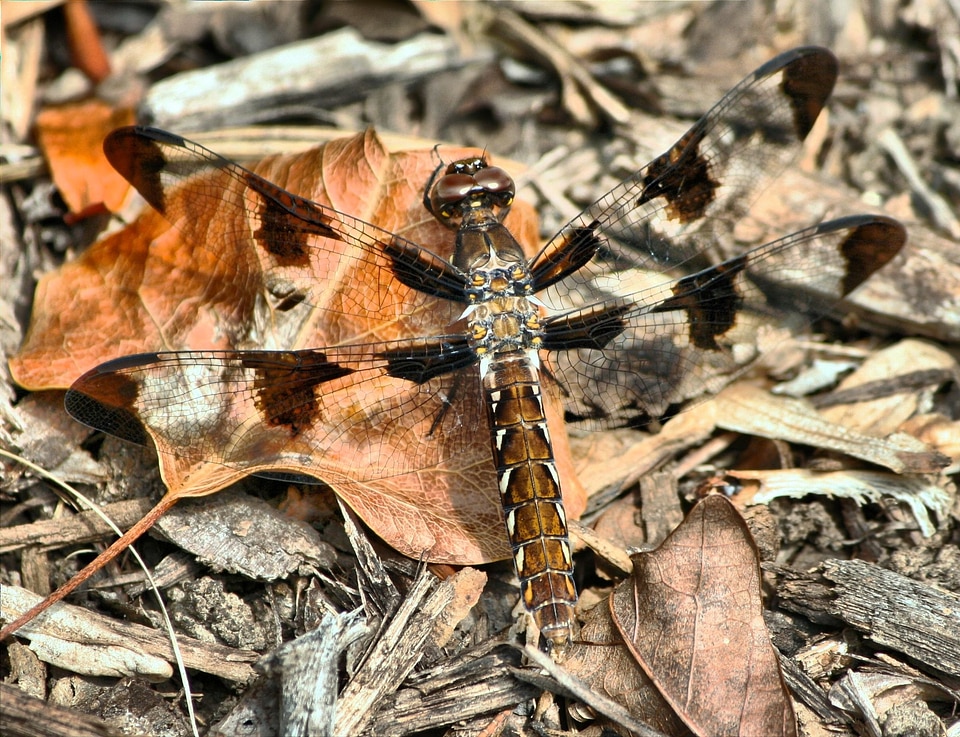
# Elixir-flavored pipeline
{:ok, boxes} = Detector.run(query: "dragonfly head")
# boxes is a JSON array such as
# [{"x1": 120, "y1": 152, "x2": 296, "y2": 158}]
[{"x1": 427, "y1": 157, "x2": 515, "y2": 227}]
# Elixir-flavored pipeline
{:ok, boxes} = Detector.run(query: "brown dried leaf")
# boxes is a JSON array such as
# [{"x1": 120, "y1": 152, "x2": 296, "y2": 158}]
[
  {"x1": 712, "y1": 383, "x2": 950, "y2": 474},
  {"x1": 35, "y1": 101, "x2": 135, "y2": 215},
  {"x1": 817, "y1": 338, "x2": 958, "y2": 436},
  {"x1": 10, "y1": 129, "x2": 586, "y2": 566},
  {"x1": 564, "y1": 603, "x2": 691, "y2": 736},
  {"x1": 610, "y1": 494, "x2": 796, "y2": 737}
]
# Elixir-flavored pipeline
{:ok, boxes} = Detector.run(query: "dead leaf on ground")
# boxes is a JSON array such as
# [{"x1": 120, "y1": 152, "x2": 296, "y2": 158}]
[
  {"x1": 609, "y1": 493, "x2": 796, "y2": 737},
  {"x1": 564, "y1": 604, "x2": 691, "y2": 736},
  {"x1": 712, "y1": 383, "x2": 950, "y2": 474},
  {"x1": 35, "y1": 101, "x2": 136, "y2": 216},
  {"x1": 10, "y1": 129, "x2": 586, "y2": 567},
  {"x1": 815, "y1": 338, "x2": 958, "y2": 437}
]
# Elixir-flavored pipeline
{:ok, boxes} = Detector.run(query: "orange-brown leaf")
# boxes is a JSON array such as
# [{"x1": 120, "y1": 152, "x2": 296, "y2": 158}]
[
  {"x1": 63, "y1": 0, "x2": 111, "y2": 83},
  {"x1": 11, "y1": 129, "x2": 586, "y2": 566},
  {"x1": 36, "y1": 101, "x2": 136, "y2": 215}
]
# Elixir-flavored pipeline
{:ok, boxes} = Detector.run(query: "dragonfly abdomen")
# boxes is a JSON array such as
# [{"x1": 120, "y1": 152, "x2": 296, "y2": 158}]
[{"x1": 481, "y1": 351, "x2": 577, "y2": 650}]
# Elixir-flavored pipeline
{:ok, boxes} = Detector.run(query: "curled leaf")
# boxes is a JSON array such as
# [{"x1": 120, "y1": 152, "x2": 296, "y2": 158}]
[{"x1": 610, "y1": 494, "x2": 796, "y2": 737}]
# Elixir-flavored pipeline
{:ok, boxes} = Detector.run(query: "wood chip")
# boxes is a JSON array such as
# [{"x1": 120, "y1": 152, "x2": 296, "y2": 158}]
[
  {"x1": 779, "y1": 559, "x2": 960, "y2": 677},
  {"x1": 143, "y1": 29, "x2": 468, "y2": 130},
  {"x1": 2, "y1": 585, "x2": 258, "y2": 683}
]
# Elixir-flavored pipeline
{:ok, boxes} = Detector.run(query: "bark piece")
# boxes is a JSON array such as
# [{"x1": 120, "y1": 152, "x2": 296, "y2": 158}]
[{"x1": 779, "y1": 559, "x2": 960, "y2": 677}]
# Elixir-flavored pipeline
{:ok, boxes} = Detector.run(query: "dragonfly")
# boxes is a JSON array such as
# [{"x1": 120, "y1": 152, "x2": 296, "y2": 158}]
[{"x1": 4, "y1": 46, "x2": 905, "y2": 652}]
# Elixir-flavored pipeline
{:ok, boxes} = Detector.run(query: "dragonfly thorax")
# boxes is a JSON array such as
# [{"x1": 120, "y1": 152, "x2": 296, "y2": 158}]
[
  {"x1": 461, "y1": 235, "x2": 535, "y2": 303},
  {"x1": 468, "y1": 262, "x2": 532, "y2": 294},
  {"x1": 467, "y1": 294, "x2": 543, "y2": 356}
]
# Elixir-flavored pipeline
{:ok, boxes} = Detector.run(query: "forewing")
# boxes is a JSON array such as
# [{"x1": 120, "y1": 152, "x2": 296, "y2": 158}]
[
  {"x1": 103, "y1": 127, "x2": 475, "y2": 348},
  {"x1": 533, "y1": 46, "x2": 839, "y2": 296},
  {"x1": 533, "y1": 46, "x2": 905, "y2": 426}
]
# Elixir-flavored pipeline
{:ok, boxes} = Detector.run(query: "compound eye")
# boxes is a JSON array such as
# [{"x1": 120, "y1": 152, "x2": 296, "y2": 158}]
[
  {"x1": 474, "y1": 166, "x2": 514, "y2": 196},
  {"x1": 433, "y1": 172, "x2": 476, "y2": 207}
]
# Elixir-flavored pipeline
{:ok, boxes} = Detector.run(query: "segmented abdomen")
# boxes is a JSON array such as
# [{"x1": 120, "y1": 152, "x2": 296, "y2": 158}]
[{"x1": 481, "y1": 351, "x2": 577, "y2": 650}]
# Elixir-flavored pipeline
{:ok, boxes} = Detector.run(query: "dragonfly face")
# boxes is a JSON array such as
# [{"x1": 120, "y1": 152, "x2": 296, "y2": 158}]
[{"x1": 52, "y1": 46, "x2": 905, "y2": 654}]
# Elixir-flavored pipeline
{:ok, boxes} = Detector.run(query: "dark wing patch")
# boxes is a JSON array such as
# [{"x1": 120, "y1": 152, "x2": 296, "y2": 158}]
[
  {"x1": 379, "y1": 337, "x2": 477, "y2": 384},
  {"x1": 529, "y1": 221, "x2": 604, "y2": 291},
  {"x1": 382, "y1": 238, "x2": 472, "y2": 303},
  {"x1": 778, "y1": 48, "x2": 838, "y2": 139},
  {"x1": 241, "y1": 351, "x2": 355, "y2": 436},
  {"x1": 837, "y1": 216, "x2": 907, "y2": 295},
  {"x1": 104, "y1": 128, "x2": 186, "y2": 216},
  {"x1": 650, "y1": 255, "x2": 747, "y2": 350},
  {"x1": 636, "y1": 126, "x2": 717, "y2": 224},
  {"x1": 65, "y1": 354, "x2": 158, "y2": 446},
  {"x1": 541, "y1": 302, "x2": 632, "y2": 351},
  {"x1": 245, "y1": 176, "x2": 340, "y2": 267}
]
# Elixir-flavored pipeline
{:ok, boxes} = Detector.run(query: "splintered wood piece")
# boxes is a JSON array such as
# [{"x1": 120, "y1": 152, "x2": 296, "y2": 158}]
[
  {"x1": 153, "y1": 489, "x2": 339, "y2": 580},
  {"x1": 0, "y1": 494, "x2": 179, "y2": 641},
  {"x1": 610, "y1": 494, "x2": 796, "y2": 737},
  {"x1": 426, "y1": 567, "x2": 487, "y2": 649},
  {"x1": 571, "y1": 401, "x2": 720, "y2": 501},
  {"x1": 335, "y1": 569, "x2": 458, "y2": 735},
  {"x1": 0, "y1": 681, "x2": 131, "y2": 737},
  {"x1": 816, "y1": 338, "x2": 958, "y2": 436},
  {"x1": 778, "y1": 559, "x2": 960, "y2": 678},
  {"x1": 1, "y1": 585, "x2": 172, "y2": 681},
  {"x1": 1, "y1": 585, "x2": 258, "y2": 682},
  {"x1": 258, "y1": 610, "x2": 370, "y2": 737},
  {"x1": 729, "y1": 468, "x2": 950, "y2": 538},
  {"x1": 141, "y1": 29, "x2": 461, "y2": 130},
  {"x1": 339, "y1": 498, "x2": 403, "y2": 621},
  {"x1": 0, "y1": 498, "x2": 154, "y2": 554},
  {"x1": 366, "y1": 648, "x2": 541, "y2": 736}
]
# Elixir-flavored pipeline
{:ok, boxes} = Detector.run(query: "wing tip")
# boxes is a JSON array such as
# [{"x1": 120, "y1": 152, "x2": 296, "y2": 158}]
[{"x1": 65, "y1": 356, "x2": 160, "y2": 446}]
